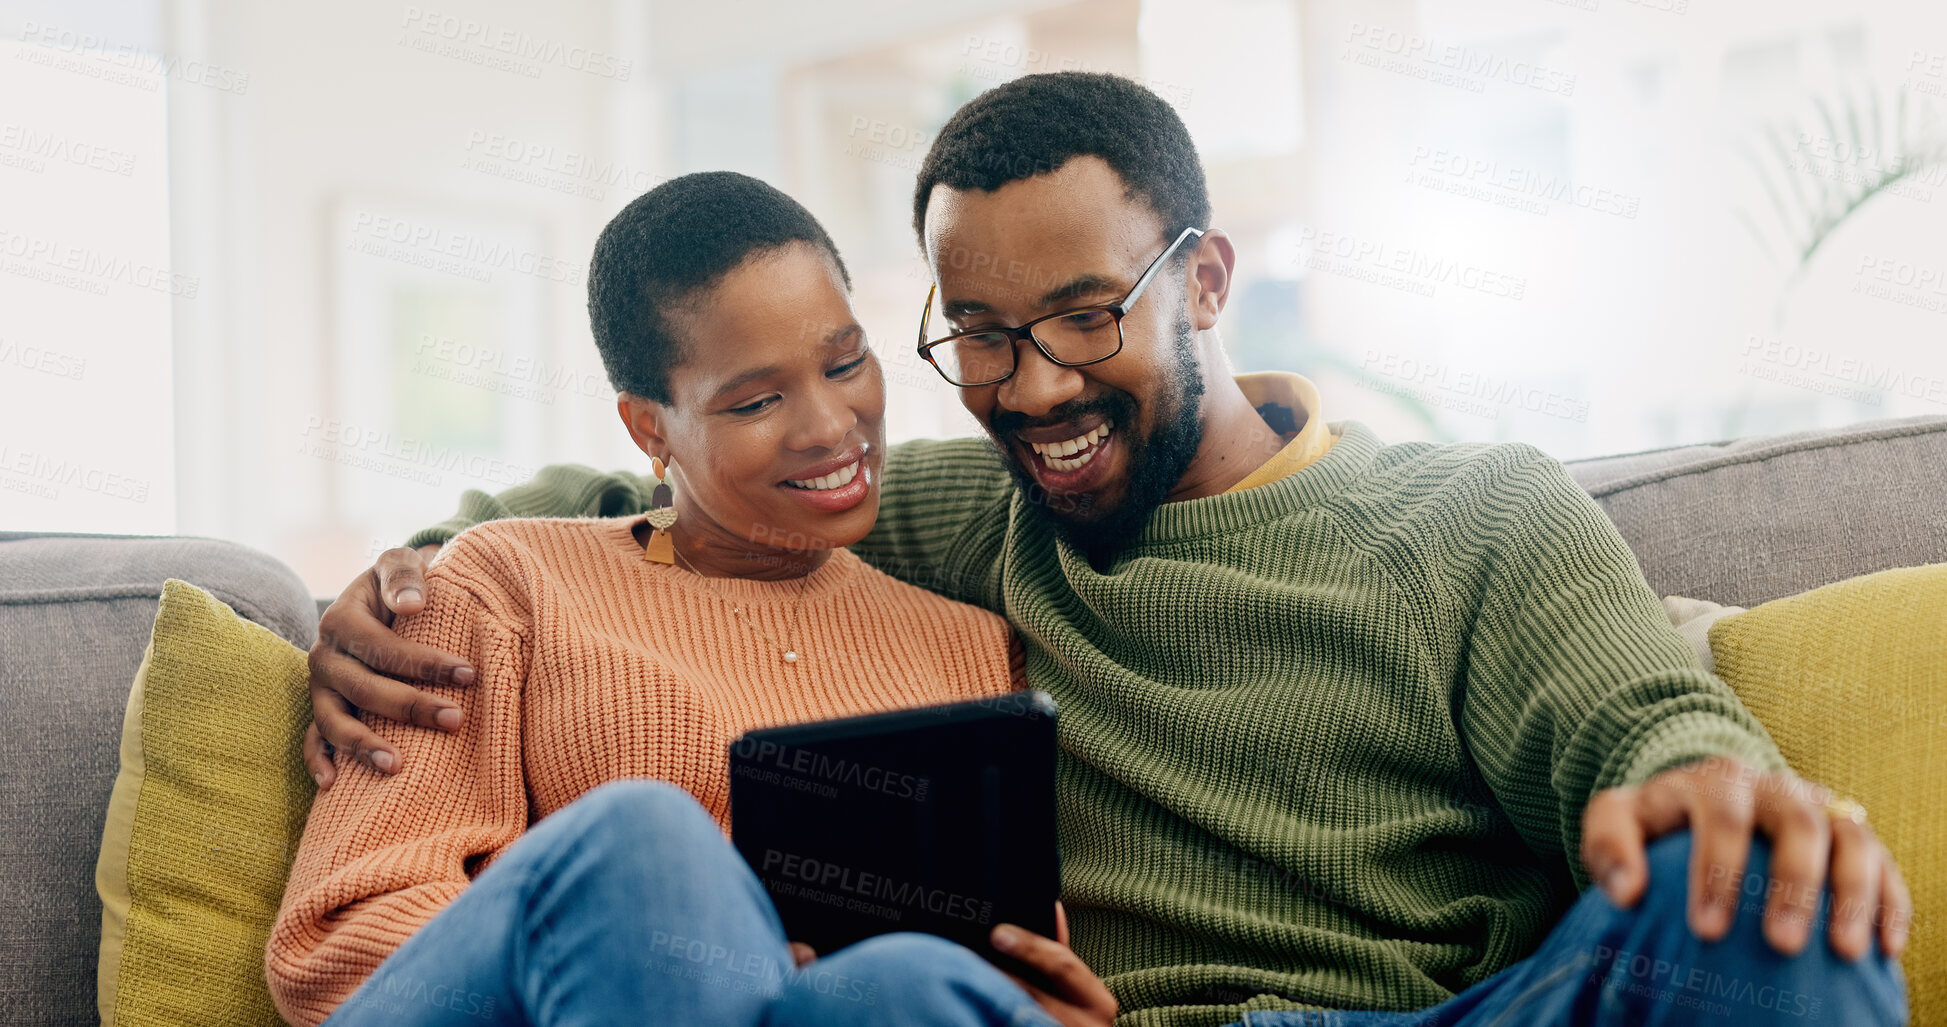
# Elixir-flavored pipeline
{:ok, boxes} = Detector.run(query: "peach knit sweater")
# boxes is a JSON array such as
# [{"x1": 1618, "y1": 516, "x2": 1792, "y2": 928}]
[{"x1": 265, "y1": 515, "x2": 1020, "y2": 1026}]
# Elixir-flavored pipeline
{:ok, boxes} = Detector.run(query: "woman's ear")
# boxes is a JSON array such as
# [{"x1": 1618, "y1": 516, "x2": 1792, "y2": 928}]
[{"x1": 616, "y1": 393, "x2": 671, "y2": 464}]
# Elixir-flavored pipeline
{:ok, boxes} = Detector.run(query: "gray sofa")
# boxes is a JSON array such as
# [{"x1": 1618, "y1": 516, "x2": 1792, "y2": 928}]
[{"x1": 5, "y1": 415, "x2": 1945, "y2": 1026}]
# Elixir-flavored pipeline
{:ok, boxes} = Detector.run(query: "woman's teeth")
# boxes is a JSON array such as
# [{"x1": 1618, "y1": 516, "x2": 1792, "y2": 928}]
[
  {"x1": 786, "y1": 459, "x2": 861, "y2": 491},
  {"x1": 1029, "y1": 423, "x2": 1112, "y2": 473}
]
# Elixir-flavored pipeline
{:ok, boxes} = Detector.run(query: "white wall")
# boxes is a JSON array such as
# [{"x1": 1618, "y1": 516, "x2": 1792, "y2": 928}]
[
  {"x1": 1, "y1": 0, "x2": 176, "y2": 534},
  {"x1": 1290, "y1": 0, "x2": 1947, "y2": 454},
  {"x1": 163, "y1": 0, "x2": 656, "y2": 589},
  {"x1": 4, "y1": 0, "x2": 1943, "y2": 597}
]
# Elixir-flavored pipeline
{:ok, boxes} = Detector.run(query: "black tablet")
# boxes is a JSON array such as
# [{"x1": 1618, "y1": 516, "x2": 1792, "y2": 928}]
[{"x1": 728, "y1": 691, "x2": 1061, "y2": 970}]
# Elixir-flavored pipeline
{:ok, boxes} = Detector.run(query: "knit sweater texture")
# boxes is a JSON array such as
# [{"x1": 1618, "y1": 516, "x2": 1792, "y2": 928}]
[
  {"x1": 400, "y1": 417, "x2": 1785, "y2": 1027},
  {"x1": 265, "y1": 517, "x2": 1019, "y2": 1026}
]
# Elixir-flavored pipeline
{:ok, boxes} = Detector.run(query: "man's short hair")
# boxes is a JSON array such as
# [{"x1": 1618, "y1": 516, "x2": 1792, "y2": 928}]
[
  {"x1": 911, "y1": 72, "x2": 1211, "y2": 242},
  {"x1": 589, "y1": 171, "x2": 851, "y2": 404}
]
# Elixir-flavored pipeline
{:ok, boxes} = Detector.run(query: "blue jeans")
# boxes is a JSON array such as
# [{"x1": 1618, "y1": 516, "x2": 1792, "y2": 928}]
[
  {"x1": 1237, "y1": 832, "x2": 1907, "y2": 1026},
  {"x1": 325, "y1": 779, "x2": 1055, "y2": 1027},
  {"x1": 327, "y1": 781, "x2": 1906, "y2": 1027}
]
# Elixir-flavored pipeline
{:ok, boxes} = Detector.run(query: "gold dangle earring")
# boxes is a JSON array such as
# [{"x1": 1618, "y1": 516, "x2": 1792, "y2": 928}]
[{"x1": 642, "y1": 457, "x2": 678, "y2": 564}]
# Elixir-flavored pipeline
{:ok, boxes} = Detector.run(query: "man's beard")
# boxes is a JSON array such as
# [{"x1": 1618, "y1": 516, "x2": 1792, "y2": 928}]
[{"x1": 988, "y1": 311, "x2": 1206, "y2": 563}]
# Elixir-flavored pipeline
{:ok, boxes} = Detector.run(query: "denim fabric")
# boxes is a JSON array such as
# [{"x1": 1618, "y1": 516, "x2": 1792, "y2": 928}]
[
  {"x1": 1238, "y1": 832, "x2": 1906, "y2": 1026},
  {"x1": 325, "y1": 779, "x2": 1054, "y2": 1027}
]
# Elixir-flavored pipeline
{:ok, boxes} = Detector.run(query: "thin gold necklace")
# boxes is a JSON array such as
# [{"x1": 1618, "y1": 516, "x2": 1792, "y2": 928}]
[{"x1": 670, "y1": 545, "x2": 812, "y2": 664}]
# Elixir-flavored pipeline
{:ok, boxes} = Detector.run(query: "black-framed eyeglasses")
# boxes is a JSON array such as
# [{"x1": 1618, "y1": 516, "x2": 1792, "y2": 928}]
[{"x1": 916, "y1": 226, "x2": 1206, "y2": 387}]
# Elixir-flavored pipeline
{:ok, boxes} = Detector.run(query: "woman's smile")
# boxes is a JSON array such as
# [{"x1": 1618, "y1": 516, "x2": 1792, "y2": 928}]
[{"x1": 780, "y1": 446, "x2": 872, "y2": 513}]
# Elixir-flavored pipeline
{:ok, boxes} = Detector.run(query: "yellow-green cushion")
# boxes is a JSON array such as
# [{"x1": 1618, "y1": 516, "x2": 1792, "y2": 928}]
[
  {"x1": 95, "y1": 579, "x2": 316, "y2": 1026},
  {"x1": 1709, "y1": 563, "x2": 1946, "y2": 1024}
]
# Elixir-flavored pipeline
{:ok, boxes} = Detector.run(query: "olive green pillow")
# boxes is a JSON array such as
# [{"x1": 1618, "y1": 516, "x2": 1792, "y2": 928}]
[
  {"x1": 1709, "y1": 563, "x2": 1946, "y2": 1026},
  {"x1": 96, "y1": 579, "x2": 316, "y2": 1026}
]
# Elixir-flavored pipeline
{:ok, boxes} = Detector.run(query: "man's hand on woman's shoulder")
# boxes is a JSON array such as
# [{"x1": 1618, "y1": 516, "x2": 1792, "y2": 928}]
[{"x1": 305, "y1": 543, "x2": 475, "y2": 789}]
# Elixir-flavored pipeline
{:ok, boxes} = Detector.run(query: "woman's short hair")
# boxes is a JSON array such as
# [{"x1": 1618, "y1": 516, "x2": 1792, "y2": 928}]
[{"x1": 589, "y1": 171, "x2": 851, "y2": 404}]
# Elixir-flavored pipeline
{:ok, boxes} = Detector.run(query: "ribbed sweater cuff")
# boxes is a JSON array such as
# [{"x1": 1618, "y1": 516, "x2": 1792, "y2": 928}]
[
  {"x1": 404, "y1": 519, "x2": 469, "y2": 550},
  {"x1": 269, "y1": 884, "x2": 462, "y2": 1027},
  {"x1": 1616, "y1": 708, "x2": 1788, "y2": 789}
]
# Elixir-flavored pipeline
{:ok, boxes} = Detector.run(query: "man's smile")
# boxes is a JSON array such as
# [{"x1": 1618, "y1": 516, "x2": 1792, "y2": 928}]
[
  {"x1": 1013, "y1": 419, "x2": 1119, "y2": 495},
  {"x1": 1023, "y1": 420, "x2": 1113, "y2": 471}
]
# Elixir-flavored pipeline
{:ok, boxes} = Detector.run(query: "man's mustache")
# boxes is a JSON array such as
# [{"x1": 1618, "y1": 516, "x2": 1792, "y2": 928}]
[{"x1": 986, "y1": 393, "x2": 1136, "y2": 441}]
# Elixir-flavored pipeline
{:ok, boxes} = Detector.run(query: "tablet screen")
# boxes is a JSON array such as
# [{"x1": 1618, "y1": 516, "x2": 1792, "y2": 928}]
[{"x1": 728, "y1": 691, "x2": 1061, "y2": 963}]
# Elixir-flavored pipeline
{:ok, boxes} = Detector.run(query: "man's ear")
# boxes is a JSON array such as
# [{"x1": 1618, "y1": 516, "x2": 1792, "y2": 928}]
[
  {"x1": 616, "y1": 392, "x2": 671, "y2": 463},
  {"x1": 1185, "y1": 229, "x2": 1235, "y2": 332}
]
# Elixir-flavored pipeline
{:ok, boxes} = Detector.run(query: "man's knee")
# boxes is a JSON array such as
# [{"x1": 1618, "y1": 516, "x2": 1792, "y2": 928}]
[
  {"x1": 1605, "y1": 831, "x2": 1906, "y2": 1022},
  {"x1": 1635, "y1": 830, "x2": 1704, "y2": 921},
  {"x1": 1629, "y1": 830, "x2": 1809, "y2": 938},
  {"x1": 1635, "y1": 830, "x2": 1802, "y2": 931}
]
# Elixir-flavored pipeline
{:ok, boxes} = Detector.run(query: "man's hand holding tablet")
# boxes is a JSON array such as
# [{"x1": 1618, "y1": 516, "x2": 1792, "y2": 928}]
[
  {"x1": 989, "y1": 902, "x2": 1119, "y2": 1025},
  {"x1": 787, "y1": 903, "x2": 1119, "y2": 1026}
]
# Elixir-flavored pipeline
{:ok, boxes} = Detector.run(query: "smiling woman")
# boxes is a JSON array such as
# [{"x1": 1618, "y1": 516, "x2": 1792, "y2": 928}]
[
  {"x1": 588, "y1": 172, "x2": 895, "y2": 575},
  {"x1": 266, "y1": 172, "x2": 1043, "y2": 1027},
  {"x1": 618, "y1": 238, "x2": 886, "y2": 576}
]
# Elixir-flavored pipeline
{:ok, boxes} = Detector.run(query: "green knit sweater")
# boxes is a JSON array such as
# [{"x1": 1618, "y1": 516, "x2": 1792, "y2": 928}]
[{"x1": 405, "y1": 420, "x2": 1784, "y2": 1026}]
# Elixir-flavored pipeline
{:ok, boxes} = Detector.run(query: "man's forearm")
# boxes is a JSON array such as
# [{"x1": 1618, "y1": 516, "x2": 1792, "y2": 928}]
[
  {"x1": 1456, "y1": 446, "x2": 1785, "y2": 879},
  {"x1": 404, "y1": 463, "x2": 654, "y2": 549}
]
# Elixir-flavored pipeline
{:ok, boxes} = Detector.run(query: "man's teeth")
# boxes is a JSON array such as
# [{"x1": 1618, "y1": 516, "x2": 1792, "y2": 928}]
[
  {"x1": 1029, "y1": 423, "x2": 1113, "y2": 472},
  {"x1": 786, "y1": 459, "x2": 861, "y2": 491}
]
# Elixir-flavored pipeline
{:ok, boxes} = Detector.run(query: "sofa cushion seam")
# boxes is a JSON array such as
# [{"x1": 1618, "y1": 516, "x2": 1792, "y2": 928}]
[
  {"x1": 0, "y1": 585, "x2": 305, "y2": 644},
  {"x1": 1581, "y1": 420, "x2": 1947, "y2": 500},
  {"x1": 1567, "y1": 417, "x2": 1947, "y2": 473}
]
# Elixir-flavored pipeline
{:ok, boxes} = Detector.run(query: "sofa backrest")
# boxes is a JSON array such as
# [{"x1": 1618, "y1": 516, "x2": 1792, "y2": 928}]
[
  {"x1": 2, "y1": 415, "x2": 1942, "y2": 1024},
  {"x1": 1566, "y1": 415, "x2": 1947, "y2": 608},
  {"x1": 0, "y1": 534, "x2": 317, "y2": 1027}
]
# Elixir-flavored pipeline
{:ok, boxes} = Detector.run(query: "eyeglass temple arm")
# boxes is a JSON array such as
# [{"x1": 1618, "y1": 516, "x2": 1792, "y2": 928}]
[
  {"x1": 916, "y1": 283, "x2": 937, "y2": 355},
  {"x1": 1114, "y1": 226, "x2": 1205, "y2": 313}
]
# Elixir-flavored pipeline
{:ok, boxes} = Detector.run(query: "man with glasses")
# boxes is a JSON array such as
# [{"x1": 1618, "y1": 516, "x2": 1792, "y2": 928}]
[
  {"x1": 917, "y1": 224, "x2": 1202, "y2": 391},
  {"x1": 913, "y1": 224, "x2": 1213, "y2": 557},
  {"x1": 305, "y1": 73, "x2": 1908, "y2": 1025}
]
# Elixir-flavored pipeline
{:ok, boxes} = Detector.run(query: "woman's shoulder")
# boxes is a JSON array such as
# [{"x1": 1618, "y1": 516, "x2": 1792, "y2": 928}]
[
  {"x1": 441, "y1": 516, "x2": 634, "y2": 564},
  {"x1": 430, "y1": 516, "x2": 638, "y2": 605}
]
